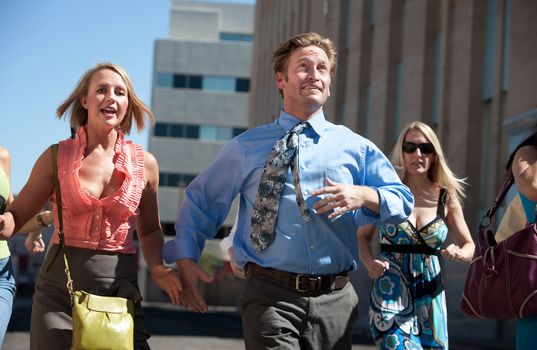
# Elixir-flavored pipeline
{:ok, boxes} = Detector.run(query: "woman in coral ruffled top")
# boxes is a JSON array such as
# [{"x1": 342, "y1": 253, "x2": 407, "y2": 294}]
[{"x1": 0, "y1": 63, "x2": 181, "y2": 349}]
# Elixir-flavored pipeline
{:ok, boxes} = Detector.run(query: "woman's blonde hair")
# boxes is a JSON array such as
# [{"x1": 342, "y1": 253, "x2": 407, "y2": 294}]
[
  {"x1": 56, "y1": 63, "x2": 154, "y2": 134},
  {"x1": 391, "y1": 121, "x2": 467, "y2": 203}
]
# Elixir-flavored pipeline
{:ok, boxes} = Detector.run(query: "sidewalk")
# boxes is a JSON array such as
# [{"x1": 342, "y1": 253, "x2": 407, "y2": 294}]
[
  {"x1": 4, "y1": 298, "x2": 377, "y2": 350},
  {"x1": 3, "y1": 333, "x2": 377, "y2": 350},
  {"x1": 4, "y1": 297, "x2": 509, "y2": 350}
]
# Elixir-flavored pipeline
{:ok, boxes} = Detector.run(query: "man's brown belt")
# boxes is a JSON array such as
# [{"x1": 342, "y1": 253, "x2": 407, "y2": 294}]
[{"x1": 247, "y1": 263, "x2": 350, "y2": 294}]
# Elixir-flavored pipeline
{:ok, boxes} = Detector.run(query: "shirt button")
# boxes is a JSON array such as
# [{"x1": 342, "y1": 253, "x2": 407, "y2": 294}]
[
  {"x1": 95, "y1": 214, "x2": 100, "y2": 219},
  {"x1": 95, "y1": 226, "x2": 100, "y2": 231},
  {"x1": 310, "y1": 245, "x2": 314, "y2": 250}
]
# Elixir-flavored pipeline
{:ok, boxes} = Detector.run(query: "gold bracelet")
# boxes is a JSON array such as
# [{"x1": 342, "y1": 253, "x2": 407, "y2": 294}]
[{"x1": 36, "y1": 212, "x2": 51, "y2": 228}]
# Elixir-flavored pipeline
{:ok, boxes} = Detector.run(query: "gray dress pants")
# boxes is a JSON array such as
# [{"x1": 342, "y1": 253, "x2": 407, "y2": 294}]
[{"x1": 241, "y1": 273, "x2": 359, "y2": 350}]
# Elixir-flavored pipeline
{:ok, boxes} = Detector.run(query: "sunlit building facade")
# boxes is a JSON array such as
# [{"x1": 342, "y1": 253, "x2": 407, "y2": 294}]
[
  {"x1": 250, "y1": 0, "x2": 537, "y2": 346},
  {"x1": 149, "y1": 0, "x2": 254, "y2": 238}
]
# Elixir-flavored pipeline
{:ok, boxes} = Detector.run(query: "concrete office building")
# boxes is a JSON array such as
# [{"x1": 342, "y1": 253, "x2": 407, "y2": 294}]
[
  {"x1": 149, "y1": 0, "x2": 254, "y2": 237},
  {"x1": 251, "y1": 0, "x2": 537, "y2": 346},
  {"x1": 143, "y1": 1, "x2": 253, "y2": 303}
]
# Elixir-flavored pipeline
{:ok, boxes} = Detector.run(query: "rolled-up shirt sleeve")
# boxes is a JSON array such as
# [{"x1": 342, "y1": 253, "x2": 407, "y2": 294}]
[
  {"x1": 163, "y1": 139, "x2": 243, "y2": 263},
  {"x1": 353, "y1": 143, "x2": 413, "y2": 227}
]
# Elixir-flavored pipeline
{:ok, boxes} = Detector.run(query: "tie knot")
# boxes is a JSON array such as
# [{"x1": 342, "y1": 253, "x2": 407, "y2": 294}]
[{"x1": 290, "y1": 122, "x2": 308, "y2": 135}]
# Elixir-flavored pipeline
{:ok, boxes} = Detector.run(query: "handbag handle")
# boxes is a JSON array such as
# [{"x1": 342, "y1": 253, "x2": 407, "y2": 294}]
[
  {"x1": 51, "y1": 144, "x2": 75, "y2": 303},
  {"x1": 480, "y1": 172, "x2": 514, "y2": 228}
]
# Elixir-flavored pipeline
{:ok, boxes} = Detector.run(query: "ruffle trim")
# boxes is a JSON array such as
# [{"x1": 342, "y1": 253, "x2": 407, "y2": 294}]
[{"x1": 62, "y1": 126, "x2": 144, "y2": 214}]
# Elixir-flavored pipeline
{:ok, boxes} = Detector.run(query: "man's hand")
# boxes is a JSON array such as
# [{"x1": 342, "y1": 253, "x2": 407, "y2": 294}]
[
  {"x1": 312, "y1": 178, "x2": 379, "y2": 219},
  {"x1": 150, "y1": 264, "x2": 182, "y2": 305},
  {"x1": 176, "y1": 259, "x2": 214, "y2": 313}
]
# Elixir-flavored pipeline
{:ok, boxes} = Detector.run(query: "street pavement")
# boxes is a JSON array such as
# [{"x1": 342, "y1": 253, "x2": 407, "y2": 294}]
[
  {"x1": 3, "y1": 298, "x2": 377, "y2": 350},
  {"x1": 2, "y1": 297, "x2": 510, "y2": 350}
]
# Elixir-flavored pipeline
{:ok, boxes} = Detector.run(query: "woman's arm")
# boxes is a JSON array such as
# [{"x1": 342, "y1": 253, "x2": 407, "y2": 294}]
[
  {"x1": 357, "y1": 224, "x2": 389, "y2": 279},
  {"x1": 0, "y1": 146, "x2": 14, "y2": 204},
  {"x1": 0, "y1": 147, "x2": 54, "y2": 238},
  {"x1": 441, "y1": 192, "x2": 475, "y2": 262},
  {"x1": 512, "y1": 145, "x2": 537, "y2": 201},
  {"x1": 136, "y1": 151, "x2": 181, "y2": 304},
  {"x1": 18, "y1": 210, "x2": 53, "y2": 234}
]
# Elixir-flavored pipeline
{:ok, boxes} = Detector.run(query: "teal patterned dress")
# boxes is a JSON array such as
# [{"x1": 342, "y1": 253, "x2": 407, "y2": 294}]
[{"x1": 369, "y1": 189, "x2": 448, "y2": 350}]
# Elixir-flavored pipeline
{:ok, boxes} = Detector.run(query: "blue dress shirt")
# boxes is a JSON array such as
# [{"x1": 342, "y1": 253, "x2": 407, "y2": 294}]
[{"x1": 164, "y1": 110, "x2": 413, "y2": 275}]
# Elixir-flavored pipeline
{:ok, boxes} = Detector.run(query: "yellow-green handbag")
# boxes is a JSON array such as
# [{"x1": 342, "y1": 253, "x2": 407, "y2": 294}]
[
  {"x1": 71, "y1": 291, "x2": 134, "y2": 350},
  {"x1": 51, "y1": 144, "x2": 135, "y2": 350}
]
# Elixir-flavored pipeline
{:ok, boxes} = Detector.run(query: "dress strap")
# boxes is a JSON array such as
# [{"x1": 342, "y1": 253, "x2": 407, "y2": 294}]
[{"x1": 436, "y1": 188, "x2": 448, "y2": 220}]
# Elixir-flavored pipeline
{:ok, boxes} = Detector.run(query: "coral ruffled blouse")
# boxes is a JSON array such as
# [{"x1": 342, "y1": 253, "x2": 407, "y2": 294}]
[{"x1": 50, "y1": 127, "x2": 145, "y2": 254}]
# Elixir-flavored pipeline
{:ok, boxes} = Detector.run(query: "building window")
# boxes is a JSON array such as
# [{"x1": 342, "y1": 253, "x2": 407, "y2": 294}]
[
  {"x1": 233, "y1": 127, "x2": 247, "y2": 137},
  {"x1": 161, "y1": 222, "x2": 175, "y2": 236},
  {"x1": 394, "y1": 62, "x2": 403, "y2": 141},
  {"x1": 432, "y1": 32, "x2": 443, "y2": 125},
  {"x1": 157, "y1": 72, "x2": 250, "y2": 93},
  {"x1": 185, "y1": 125, "x2": 199, "y2": 139},
  {"x1": 156, "y1": 73, "x2": 173, "y2": 88},
  {"x1": 203, "y1": 76, "x2": 235, "y2": 92},
  {"x1": 364, "y1": 84, "x2": 372, "y2": 137},
  {"x1": 200, "y1": 125, "x2": 218, "y2": 140},
  {"x1": 501, "y1": 0, "x2": 511, "y2": 92},
  {"x1": 154, "y1": 122, "x2": 245, "y2": 141},
  {"x1": 169, "y1": 124, "x2": 183, "y2": 138},
  {"x1": 219, "y1": 33, "x2": 253, "y2": 42},
  {"x1": 173, "y1": 74, "x2": 187, "y2": 88},
  {"x1": 160, "y1": 172, "x2": 197, "y2": 187},
  {"x1": 482, "y1": 0, "x2": 497, "y2": 101},
  {"x1": 236, "y1": 78, "x2": 250, "y2": 92},
  {"x1": 154, "y1": 123, "x2": 168, "y2": 136},
  {"x1": 369, "y1": 0, "x2": 376, "y2": 27},
  {"x1": 189, "y1": 75, "x2": 202, "y2": 89}
]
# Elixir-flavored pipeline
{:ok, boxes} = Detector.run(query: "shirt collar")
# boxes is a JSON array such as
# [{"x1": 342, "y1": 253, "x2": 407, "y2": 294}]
[{"x1": 276, "y1": 109, "x2": 328, "y2": 138}]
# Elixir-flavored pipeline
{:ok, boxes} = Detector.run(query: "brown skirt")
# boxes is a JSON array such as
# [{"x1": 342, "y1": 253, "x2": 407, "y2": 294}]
[{"x1": 30, "y1": 244, "x2": 150, "y2": 350}]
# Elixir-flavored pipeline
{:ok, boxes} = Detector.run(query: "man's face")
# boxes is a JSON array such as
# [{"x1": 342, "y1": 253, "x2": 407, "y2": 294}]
[{"x1": 276, "y1": 45, "x2": 332, "y2": 119}]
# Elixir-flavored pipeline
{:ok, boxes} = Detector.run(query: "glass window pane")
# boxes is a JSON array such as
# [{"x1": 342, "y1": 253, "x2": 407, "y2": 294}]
[
  {"x1": 173, "y1": 74, "x2": 187, "y2": 88},
  {"x1": 236, "y1": 78, "x2": 250, "y2": 92},
  {"x1": 183, "y1": 175, "x2": 196, "y2": 186},
  {"x1": 170, "y1": 124, "x2": 184, "y2": 138},
  {"x1": 185, "y1": 125, "x2": 199, "y2": 139},
  {"x1": 159, "y1": 173, "x2": 168, "y2": 185},
  {"x1": 188, "y1": 75, "x2": 202, "y2": 89},
  {"x1": 202, "y1": 76, "x2": 219, "y2": 91},
  {"x1": 199, "y1": 125, "x2": 218, "y2": 140},
  {"x1": 156, "y1": 73, "x2": 173, "y2": 88},
  {"x1": 154, "y1": 123, "x2": 168, "y2": 136},
  {"x1": 216, "y1": 127, "x2": 233, "y2": 140},
  {"x1": 219, "y1": 33, "x2": 253, "y2": 42},
  {"x1": 232, "y1": 127, "x2": 247, "y2": 137},
  {"x1": 203, "y1": 76, "x2": 235, "y2": 92},
  {"x1": 168, "y1": 174, "x2": 181, "y2": 187}
]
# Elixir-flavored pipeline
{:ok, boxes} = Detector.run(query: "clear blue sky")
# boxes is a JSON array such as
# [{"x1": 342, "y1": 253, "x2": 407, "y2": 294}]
[{"x1": 0, "y1": 0, "x2": 254, "y2": 194}]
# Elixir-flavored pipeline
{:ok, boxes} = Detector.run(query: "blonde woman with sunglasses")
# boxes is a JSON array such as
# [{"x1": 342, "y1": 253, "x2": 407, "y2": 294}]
[
  {"x1": 314, "y1": 121, "x2": 474, "y2": 349},
  {"x1": 363, "y1": 122, "x2": 473, "y2": 349}
]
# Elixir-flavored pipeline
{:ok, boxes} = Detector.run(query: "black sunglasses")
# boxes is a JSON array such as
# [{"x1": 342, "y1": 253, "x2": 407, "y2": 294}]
[
  {"x1": 0, "y1": 195, "x2": 5, "y2": 215},
  {"x1": 402, "y1": 141, "x2": 434, "y2": 155}
]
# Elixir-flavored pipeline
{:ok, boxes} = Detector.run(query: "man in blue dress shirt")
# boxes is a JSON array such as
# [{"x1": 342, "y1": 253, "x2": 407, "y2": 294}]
[{"x1": 164, "y1": 32, "x2": 413, "y2": 349}]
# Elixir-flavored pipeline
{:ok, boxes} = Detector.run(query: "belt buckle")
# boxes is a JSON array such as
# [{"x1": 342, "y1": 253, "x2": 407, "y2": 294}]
[{"x1": 295, "y1": 275, "x2": 320, "y2": 292}]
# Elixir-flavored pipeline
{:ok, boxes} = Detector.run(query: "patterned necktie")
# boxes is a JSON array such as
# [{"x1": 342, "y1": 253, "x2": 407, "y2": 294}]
[{"x1": 250, "y1": 122, "x2": 311, "y2": 251}]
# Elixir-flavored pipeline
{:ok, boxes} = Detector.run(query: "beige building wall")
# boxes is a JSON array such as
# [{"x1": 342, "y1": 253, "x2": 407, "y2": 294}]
[{"x1": 250, "y1": 0, "x2": 537, "y2": 345}]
